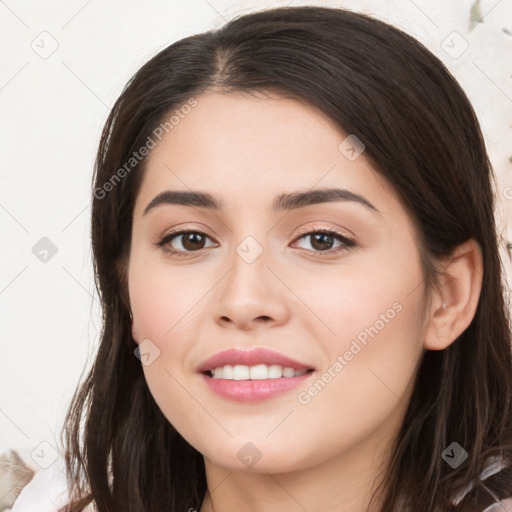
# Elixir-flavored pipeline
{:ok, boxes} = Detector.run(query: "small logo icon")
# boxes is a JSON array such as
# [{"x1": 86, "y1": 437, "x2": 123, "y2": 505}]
[
  {"x1": 441, "y1": 31, "x2": 469, "y2": 59},
  {"x1": 236, "y1": 236, "x2": 263, "y2": 264},
  {"x1": 237, "y1": 442, "x2": 263, "y2": 468},
  {"x1": 134, "y1": 338, "x2": 161, "y2": 366},
  {"x1": 441, "y1": 442, "x2": 468, "y2": 468},
  {"x1": 339, "y1": 134, "x2": 365, "y2": 161},
  {"x1": 32, "y1": 237, "x2": 58, "y2": 263},
  {"x1": 30, "y1": 31, "x2": 59, "y2": 60},
  {"x1": 31, "y1": 441, "x2": 59, "y2": 469}
]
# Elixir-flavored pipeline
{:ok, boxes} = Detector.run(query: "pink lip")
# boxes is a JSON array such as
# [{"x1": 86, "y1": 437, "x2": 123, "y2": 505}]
[
  {"x1": 200, "y1": 371, "x2": 314, "y2": 402},
  {"x1": 196, "y1": 348, "x2": 315, "y2": 402},
  {"x1": 196, "y1": 348, "x2": 314, "y2": 373}
]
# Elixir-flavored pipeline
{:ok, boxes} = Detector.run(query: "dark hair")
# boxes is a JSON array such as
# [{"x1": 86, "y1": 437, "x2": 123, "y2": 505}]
[{"x1": 60, "y1": 5, "x2": 512, "y2": 512}]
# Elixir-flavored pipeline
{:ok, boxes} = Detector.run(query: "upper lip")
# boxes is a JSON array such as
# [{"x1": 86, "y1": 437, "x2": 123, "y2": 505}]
[{"x1": 197, "y1": 348, "x2": 314, "y2": 373}]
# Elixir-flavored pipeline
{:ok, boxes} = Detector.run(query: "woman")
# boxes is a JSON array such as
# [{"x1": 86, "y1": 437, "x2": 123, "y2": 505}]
[{"x1": 54, "y1": 5, "x2": 512, "y2": 512}]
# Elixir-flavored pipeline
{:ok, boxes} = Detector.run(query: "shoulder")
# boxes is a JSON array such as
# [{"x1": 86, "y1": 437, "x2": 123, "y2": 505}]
[
  {"x1": 10, "y1": 455, "x2": 69, "y2": 512},
  {"x1": 10, "y1": 454, "x2": 96, "y2": 512},
  {"x1": 451, "y1": 455, "x2": 512, "y2": 511},
  {"x1": 482, "y1": 498, "x2": 512, "y2": 511}
]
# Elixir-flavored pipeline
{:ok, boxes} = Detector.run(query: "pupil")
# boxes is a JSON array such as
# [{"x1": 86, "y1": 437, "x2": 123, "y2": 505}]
[
  {"x1": 312, "y1": 233, "x2": 333, "y2": 251},
  {"x1": 183, "y1": 233, "x2": 204, "y2": 250}
]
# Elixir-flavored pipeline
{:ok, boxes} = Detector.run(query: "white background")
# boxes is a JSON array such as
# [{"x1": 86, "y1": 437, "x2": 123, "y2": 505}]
[{"x1": 1, "y1": 0, "x2": 511, "y2": 468}]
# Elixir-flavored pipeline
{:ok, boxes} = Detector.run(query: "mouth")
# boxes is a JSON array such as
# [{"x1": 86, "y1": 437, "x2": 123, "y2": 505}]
[
  {"x1": 197, "y1": 348, "x2": 316, "y2": 402},
  {"x1": 203, "y1": 364, "x2": 315, "y2": 380},
  {"x1": 196, "y1": 347, "x2": 315, "y2": 378}
]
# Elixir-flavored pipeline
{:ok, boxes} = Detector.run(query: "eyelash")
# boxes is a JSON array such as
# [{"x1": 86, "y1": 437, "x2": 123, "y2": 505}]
[{"x1": 155, "y1": 225, "x2": 356, "y2": 258}]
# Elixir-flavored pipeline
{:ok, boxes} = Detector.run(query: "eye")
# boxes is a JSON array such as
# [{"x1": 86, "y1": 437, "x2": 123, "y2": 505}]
[
  {"x1": 291, "y1": 226, "x2": 356, "y2": 255},
  {"x1": 156, "y1": 230, "x2": 217, "y2": 257}
]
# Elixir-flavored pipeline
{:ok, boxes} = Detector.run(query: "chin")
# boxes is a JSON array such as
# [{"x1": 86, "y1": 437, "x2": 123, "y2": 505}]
[{"x1": 196, "y1": 435, "x2": 318, "y2": 475}]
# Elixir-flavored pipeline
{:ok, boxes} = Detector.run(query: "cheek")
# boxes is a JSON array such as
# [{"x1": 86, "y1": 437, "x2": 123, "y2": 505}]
[
  {"x1": 128, "y1": 257, "x2": 207, "y2": 351},
  {"x1": 128, "y1": 262, "x2": 203, "y2": 433},
  {"x1": 287, "y1": 250, "x2": 418, "y2": 351},
  {"x1": 293, "y1": 297, "x2": 425, "y2": 465},
  {"x1": 141, "y1": 358, "x2": 196, "y2": 426},
  {"x1": 299, "y1": 247, "x2": 426, "y2": 414}
]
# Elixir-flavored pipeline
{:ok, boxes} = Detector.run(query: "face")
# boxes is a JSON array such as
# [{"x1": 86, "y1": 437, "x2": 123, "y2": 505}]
[{"x1": 127, "y1": 90, "x2": 428, "y2": 474}]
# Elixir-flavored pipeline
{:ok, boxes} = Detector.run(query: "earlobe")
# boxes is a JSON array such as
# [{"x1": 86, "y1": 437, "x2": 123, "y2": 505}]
[
  {"x1": 130, "y1": 311, "x2": 139, "y2": 344},
  {"x1": 423, "y1": 239, "x2": 483, "y2": 351}
]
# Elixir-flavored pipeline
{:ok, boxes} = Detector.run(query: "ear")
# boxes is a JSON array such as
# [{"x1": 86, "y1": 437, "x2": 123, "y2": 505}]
[
  {"x1": 130, "y1": 312, "x2": 140, "y2": 344},
  {"x1": 423, "y1": 238, "x2": 483, "y2": 350}
]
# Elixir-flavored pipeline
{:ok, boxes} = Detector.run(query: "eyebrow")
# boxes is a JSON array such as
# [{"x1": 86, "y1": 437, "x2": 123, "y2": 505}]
[{"x1": 142, "y1": 187, "x2": 379, "y2": 216}]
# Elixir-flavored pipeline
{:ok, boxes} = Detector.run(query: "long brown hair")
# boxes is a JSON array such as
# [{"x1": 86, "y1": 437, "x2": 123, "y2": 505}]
[{"x1": 60, "y1": 5, "x2": 512, "y2": 511}]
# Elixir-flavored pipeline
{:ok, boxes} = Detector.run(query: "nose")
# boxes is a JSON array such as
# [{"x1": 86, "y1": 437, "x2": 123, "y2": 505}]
[{"x1": 213, "y1": 243, "x2": 291, "y2": 331}]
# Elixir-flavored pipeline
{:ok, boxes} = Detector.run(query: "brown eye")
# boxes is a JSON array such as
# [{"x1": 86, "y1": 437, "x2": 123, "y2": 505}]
[
  {"x1": 157, "y1": 230, "x2": 217, "y2": 256},
  {"x1": 180, "y1": 232, "x2": 207, "y2": 251},
  {"x1": 307, "y1": 232, "x2": 337, "y2": 251},
  {"x1": 293, "y1": 228, "x2": 355, "y2": 255}
]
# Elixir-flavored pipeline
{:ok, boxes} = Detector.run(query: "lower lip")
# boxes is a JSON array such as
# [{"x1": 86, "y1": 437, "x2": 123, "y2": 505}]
[{"x1": 200, "y1": 371, "x2": 314, "y2": 402}]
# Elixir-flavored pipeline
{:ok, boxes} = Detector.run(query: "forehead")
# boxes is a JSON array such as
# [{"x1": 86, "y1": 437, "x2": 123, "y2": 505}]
[{"x1": 133, "y1": 91, "x2": 399, "y2": 217}]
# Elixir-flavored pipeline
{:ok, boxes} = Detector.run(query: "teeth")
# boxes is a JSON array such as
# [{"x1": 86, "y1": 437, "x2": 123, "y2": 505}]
[
  {"x1": 283, "y1": 367, "x2": 295, "y2": 378},
  {"x1": 249, "y1": 364, "x2": 268, "y2": 380},
  {"x1": 233, "y1": 365, "x2": 249, "y2": 380},
  {"x1": 210, "y1": 364, "x2": 309, "y2": 380},
  {"x1": 222, "y1": 365, "x2": 233, "y2": 379},
  {"x1": 268, "y1": 364, "x2": 283, "y2": 379}
]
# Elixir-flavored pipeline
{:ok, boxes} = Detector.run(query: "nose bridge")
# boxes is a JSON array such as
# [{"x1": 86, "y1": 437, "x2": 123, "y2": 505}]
[
  {"x1": 225, "y1": 210, "x2": 271, "y2": 273},
  {"x1": 212, "y1": 227, "x2": 289, "y2": 327},
  {"x1": 226, "y1": 232, "x2": 270, "y2": 297}
]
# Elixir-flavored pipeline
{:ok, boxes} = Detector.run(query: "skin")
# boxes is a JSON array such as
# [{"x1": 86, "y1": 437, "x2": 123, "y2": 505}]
[{"x1": 127, "y1": 90, "x2": 483, "y2": 512}]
